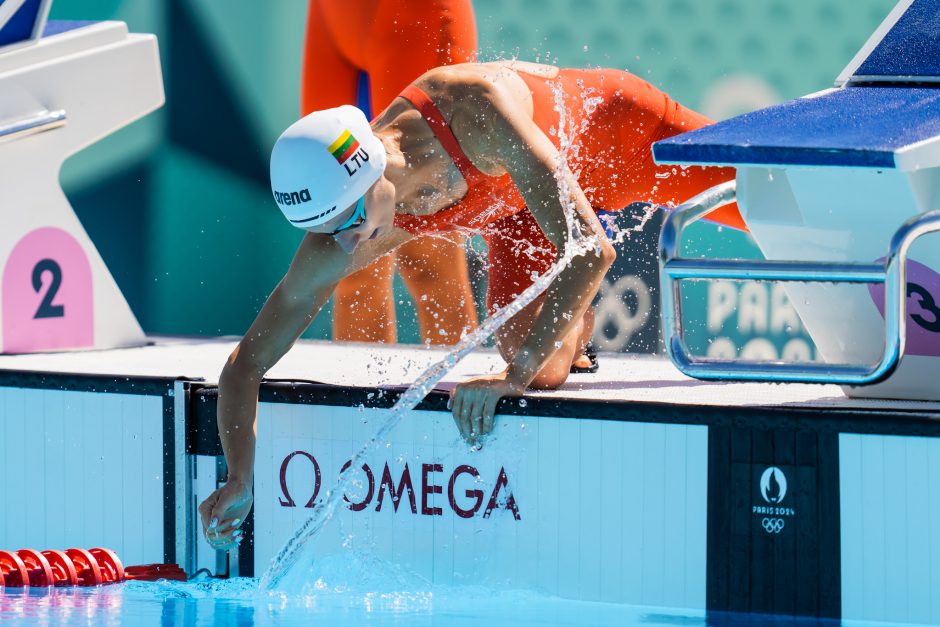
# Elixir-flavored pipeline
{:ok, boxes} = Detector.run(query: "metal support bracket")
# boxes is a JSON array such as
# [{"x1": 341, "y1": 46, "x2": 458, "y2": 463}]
[{"x1": 659, "y1": 181, "x2": 940, "y2": 384}]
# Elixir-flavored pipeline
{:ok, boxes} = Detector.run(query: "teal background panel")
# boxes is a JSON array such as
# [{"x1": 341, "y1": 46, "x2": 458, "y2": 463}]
[{"x1": 48, "y1": 0, "x2": 894, "y2": 351}]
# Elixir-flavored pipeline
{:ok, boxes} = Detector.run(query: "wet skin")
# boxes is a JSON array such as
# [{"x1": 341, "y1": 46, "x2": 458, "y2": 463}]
[{"x1": 198, "y1": 61, "x2": 616, "y2": 547}]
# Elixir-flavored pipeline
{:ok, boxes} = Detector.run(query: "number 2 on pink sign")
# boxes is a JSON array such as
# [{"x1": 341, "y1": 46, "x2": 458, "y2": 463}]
[
  {"x1": 2, "y1": 227, "x2": 94, "y2": 353},
  {"x1": 32, "y1": 259, "x2": 65, "y2": 319}
]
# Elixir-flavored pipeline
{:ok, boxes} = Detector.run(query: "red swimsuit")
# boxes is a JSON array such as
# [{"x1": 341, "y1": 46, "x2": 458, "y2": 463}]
[{"x1": 393, "y1": 68, "x2": 743, "y2": 312}]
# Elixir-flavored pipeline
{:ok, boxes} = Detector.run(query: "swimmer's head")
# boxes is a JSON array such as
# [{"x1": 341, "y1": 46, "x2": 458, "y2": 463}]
[{"x1": 270, "y1": 105, "x2": 387, "y2": 230}]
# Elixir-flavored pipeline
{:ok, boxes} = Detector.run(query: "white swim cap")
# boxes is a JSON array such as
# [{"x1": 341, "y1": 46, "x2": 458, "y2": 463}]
[{"x1": 270, "y1": 105, "x2": 387, "y2": 228}]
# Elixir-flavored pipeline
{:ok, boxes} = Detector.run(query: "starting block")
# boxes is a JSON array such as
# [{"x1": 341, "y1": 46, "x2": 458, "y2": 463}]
[
  {"x1": 654, "y1": 0, "x2": 940, "y2": 401},
  {"x1": 0, "y1": 3, "x2": 163, "y2": 353}
]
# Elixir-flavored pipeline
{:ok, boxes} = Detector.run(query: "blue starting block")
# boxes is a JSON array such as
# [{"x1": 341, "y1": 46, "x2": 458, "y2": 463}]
[
  {"x1": 653, "y1": 0, "x2": 940, "y2": 401},
  {"x1": 0, "y1": 0, "x2": 51, "y2": 49}
]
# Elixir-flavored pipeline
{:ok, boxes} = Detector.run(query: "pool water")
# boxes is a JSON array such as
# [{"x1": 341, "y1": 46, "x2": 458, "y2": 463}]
[
  {"x1": 0, "y1": 580, "x2": 867, "y2": 627},
  {"x1": 0, "y1": 551, "x2": 924, "y2": 627}
]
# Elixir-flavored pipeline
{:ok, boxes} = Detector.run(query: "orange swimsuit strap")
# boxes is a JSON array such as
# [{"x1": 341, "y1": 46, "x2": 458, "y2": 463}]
[
  {"x1": 393, "y1": 86, "x2": 524, "y2": 234},
  {"x1": 398, "y1": 85, "x2": 488, "y2": 185}
]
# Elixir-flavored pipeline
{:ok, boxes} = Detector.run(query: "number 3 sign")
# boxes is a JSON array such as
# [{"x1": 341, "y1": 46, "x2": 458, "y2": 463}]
[
  {"x1": 2, "y1": 227, "x2": 94, "y2": 353},
  {"x1": 869, "y1": 258, "x2": 940, "y2": 357}
]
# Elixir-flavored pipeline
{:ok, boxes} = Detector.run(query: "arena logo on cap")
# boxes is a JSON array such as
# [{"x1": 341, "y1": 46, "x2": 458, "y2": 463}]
[
  {"x1": 328, "y1": 129, "x2": 371, "y2": 177},
  {"x1": 274, "y1": 188, "x2": 312, "y2": 207}
]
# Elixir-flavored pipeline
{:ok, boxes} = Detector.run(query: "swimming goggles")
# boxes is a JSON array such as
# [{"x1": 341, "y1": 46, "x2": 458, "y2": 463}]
[{"x1": 328, "y1": 196, "x2": 367, "y2": 236}]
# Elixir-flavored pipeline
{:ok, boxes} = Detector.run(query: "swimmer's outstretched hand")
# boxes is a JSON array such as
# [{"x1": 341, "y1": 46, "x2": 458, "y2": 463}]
[
  {"x1": 449, "y1": 372, "x2": 524, "y2": 445},
  {"x1": 199, "y1": 479, "x2": 253, "y2": 551}
]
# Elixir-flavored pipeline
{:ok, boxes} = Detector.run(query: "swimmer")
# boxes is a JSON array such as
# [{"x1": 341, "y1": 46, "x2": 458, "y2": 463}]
[
  {"x1": 302, "y1": 0, "x2": 481, "y2": 346},
  {"x1": 199, "y1": 61, "x2": 744, "y2": 548}
]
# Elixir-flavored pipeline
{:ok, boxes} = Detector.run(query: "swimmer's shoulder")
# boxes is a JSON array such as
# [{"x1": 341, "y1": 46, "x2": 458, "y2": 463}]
[
  {"x1": 410, "y1": 62, "x2": 551, "y2": 111},
  {"x1": 492, "y1": 60, "x2": 560, "y2": 79},
  {"x1": 410, "y1": 64, "x2": 487, "y2": 97},
  {"x1": 402, "y1": 62, "x2": 549, "y2": 146},
  {"x1": 412, "y1": 62, "x2": 559, "y2": 91}
]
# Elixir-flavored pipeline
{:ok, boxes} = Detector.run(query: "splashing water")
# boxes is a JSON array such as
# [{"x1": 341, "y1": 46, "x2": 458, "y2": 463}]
[
  {"x1": 259, "y1": 242, "x2": 580, "y2": 591},
  {"x1": 259, "y1": 75, "x2": 655, "y2": 592}
]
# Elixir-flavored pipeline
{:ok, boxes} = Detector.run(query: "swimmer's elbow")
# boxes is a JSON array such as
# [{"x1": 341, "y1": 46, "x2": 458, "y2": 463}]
[
  {"x1": 220, "y1": 355, "x2": 261, "y2": 390},
  {"x1": 598, "y1": 240, "x2": 617, "y2": 269}
]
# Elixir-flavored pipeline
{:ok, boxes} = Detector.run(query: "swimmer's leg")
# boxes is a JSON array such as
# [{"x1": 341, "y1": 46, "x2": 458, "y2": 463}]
[
  {"x1": 308, "y1": 0, "x2": 479, "y2": 345},
  {"x1": 570, "y1": 308, "x2": 596, "y2": 372},
  {"x1": 332, "y1": 256, "x2": 398, "y2": 343},
  {"x1": 303, "y1": 1, "x2": 404, "y2": 342},
  {"x1": 300, "y1": 0, "x2": 361, "y2": 114},
  {"x1": 366, "y1": 0, "x2": 478, "y2": 111},
  {"x1": 396, "y1": 233, "x2": 479, "y2": 345},
  {"x1": 363, "y1": 0, "x2": 479, "y2": 346},
  {"x1": 494, "y1": 296, "x2": 593, "y2": 389},
  {"x1": 487, "y1": 211, "x2": 600, "y2": 389}
]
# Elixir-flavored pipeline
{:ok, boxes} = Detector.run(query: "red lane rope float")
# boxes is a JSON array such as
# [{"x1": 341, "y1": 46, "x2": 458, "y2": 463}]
[
  {"x1": 0, "y1": 551, "x2": 29, "y2": 587},
  {"x1": 89, "y1": 548, "x2": 125, "y2": 584},
  {"x1": 64, "y1": 548, "x2": 103, "y2": 587},
  {"x1": 41, "y1": 550, "x2": 79, "y2": 586},
  {"x1": 0, "y1": 547, "x2": 186, "y2": 587},
  {"x1": 15, "y1": 550, "x2": 54, "y2": 587}
]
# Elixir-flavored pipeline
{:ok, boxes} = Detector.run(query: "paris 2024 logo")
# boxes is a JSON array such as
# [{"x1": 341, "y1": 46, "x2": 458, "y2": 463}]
[{"x1": 753, "y1": 466, "x2": 795, "y2": 534}]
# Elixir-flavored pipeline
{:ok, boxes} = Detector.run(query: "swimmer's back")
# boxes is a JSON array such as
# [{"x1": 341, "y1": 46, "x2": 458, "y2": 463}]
[{"x1": 392, "y1": 62, "x2": 744, "y2": 234}]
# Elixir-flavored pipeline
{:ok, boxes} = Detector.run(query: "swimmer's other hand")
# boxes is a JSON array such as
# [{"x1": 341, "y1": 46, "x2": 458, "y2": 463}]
[
  {"x1": 449, "y1": 372, "x2": 524, "y2": 445},
  {"x1": 199, "y1": 479, "x2": 253, "y2": 552}
]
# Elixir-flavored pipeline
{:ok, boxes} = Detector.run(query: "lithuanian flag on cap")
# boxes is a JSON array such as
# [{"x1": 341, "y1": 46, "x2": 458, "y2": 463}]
[{"x1": 328, "y1": 129, "x2": 360, "y2": 164}]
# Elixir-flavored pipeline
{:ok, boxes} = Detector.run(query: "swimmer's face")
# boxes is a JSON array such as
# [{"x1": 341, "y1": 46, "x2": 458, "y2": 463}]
[{"x1": 306, "y1": 177, "x2": 395, "y2": 255}]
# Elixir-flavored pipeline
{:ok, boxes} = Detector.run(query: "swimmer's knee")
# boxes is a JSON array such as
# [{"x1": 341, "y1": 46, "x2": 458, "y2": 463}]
[
  {"x1": 529, "y1": 362, "x2": 570, "y2": 390},
  {"x1": 397, "y1": 258, "x2": 438, "y2": 286}
]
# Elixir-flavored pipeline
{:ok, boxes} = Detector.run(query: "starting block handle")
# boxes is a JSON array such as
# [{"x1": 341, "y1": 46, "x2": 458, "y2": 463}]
[
  {"x1": 0, "y1": 109, "x2": 66, "y2": 143},
  {"x1": 659, "y1": 181, "x2": 940, "y2": 385}
]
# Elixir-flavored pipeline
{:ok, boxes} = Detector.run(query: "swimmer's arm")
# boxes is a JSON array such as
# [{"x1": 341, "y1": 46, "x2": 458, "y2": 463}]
[
  {"x1": 218, "y1": 229, "x2": 413, "y2": 483},
  {"x1": 457, "y1": 84, "x2": 616, "y2": 386},
  {"x1": 217, "y1": 237, "x2": 339, "y2": 485},
  {"x1": 501, "y1": 170, "x2": 615, "y2": 388},
  {"x1": 202, "y1": 227, "x2": 412, "y2": 543},
  {"x1": 204, "y1": 240, "x2": 340, "y2": 541}
]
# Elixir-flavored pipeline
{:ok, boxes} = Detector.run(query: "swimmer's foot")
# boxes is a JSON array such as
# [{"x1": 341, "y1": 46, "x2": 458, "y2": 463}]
[{"x1": 569, "y1": 340, "x2": 599, "y2": 374}]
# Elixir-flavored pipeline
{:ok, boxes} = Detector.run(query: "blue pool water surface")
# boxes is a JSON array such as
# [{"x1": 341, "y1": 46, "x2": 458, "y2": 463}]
[
  {"x1": 0, "y1": 553, "x2": 926, "y2": 627},
  {"x1": 0, "y1": 579, "x2": 875, "y2": 627},
  {"x1": 0, "y1": 546, "x2": 922, "y2": 626}
]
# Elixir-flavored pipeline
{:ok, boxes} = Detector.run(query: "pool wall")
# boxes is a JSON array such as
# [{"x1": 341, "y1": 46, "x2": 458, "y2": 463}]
[
  {"x1": 0, "y1": 373, "x2": 180, "y2": 568},
  {"x1": 187, "y1": 381, "x2": 940, "y2": 623},
  {"x1": 3, "y1": 368, "x2": 940, "y2": 624},
  {"x1": 251, "y1": 404, "x2": 709, "y2": 608}
]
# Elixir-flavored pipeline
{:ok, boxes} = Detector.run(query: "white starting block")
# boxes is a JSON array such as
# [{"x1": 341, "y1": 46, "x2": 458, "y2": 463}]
[
  {"x1": 0, "y1": 5, "x2": 163, "y2": 353},
  {"x1": 653, "y1": 0, "x2": 940, "y2": 401}
]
